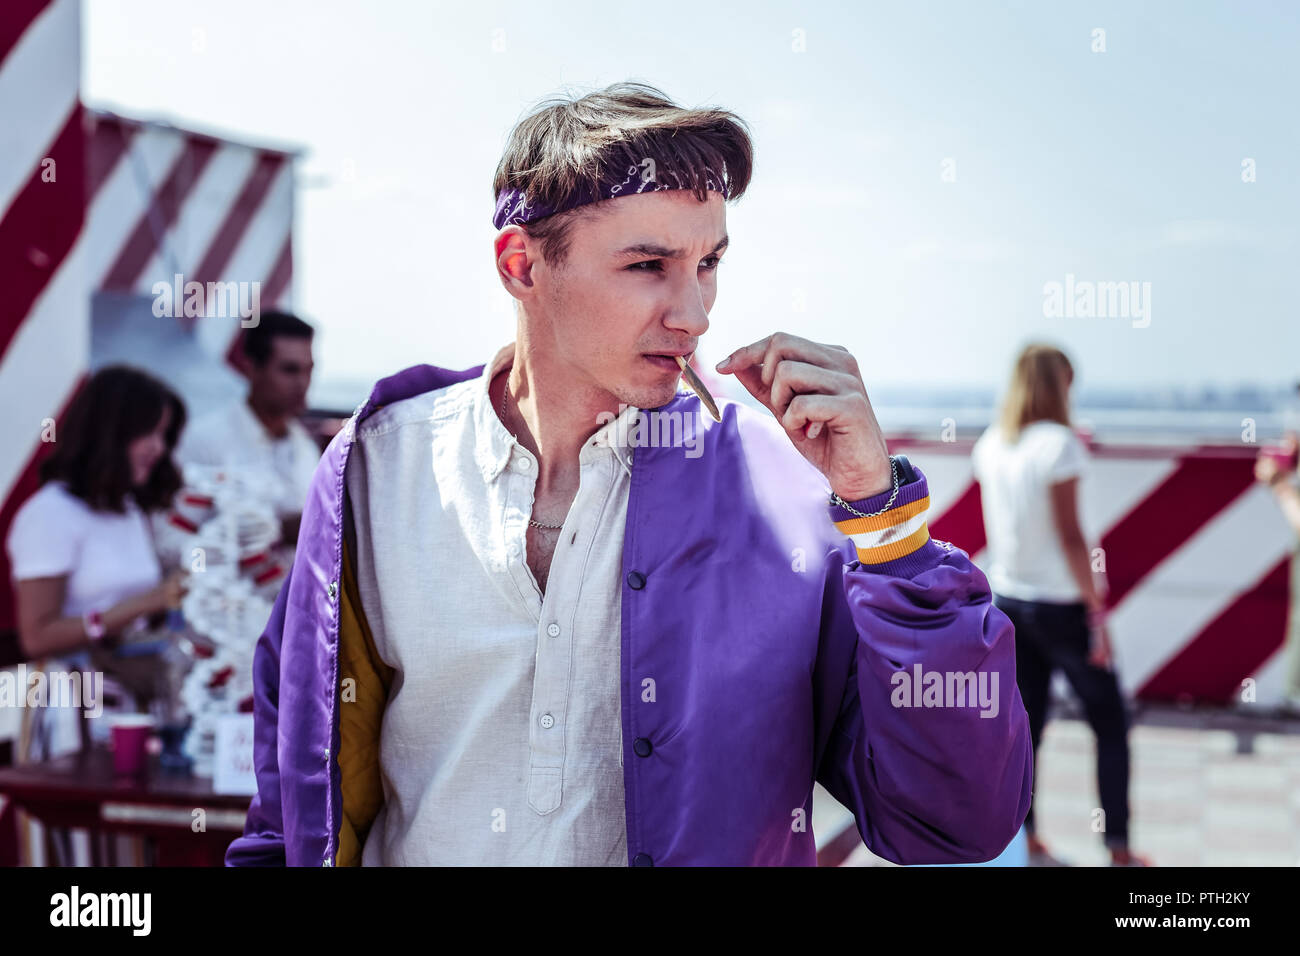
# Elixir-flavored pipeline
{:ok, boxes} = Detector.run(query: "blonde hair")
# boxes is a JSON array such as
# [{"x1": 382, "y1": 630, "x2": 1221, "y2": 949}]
[{"x1": 998, "y1": 344, "x2": 1074, "y2": 442}]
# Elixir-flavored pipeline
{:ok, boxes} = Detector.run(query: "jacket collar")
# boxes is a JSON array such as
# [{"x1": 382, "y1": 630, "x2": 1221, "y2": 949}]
[{"x1": 350, "y1": 344, "x2": 692, "y2": 481}]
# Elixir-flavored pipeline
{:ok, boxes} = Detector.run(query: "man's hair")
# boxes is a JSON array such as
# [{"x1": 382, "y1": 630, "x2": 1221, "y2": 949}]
[
  {"x1": 242, "y1": 310, "x2": 314, "y2": 367},
  {"x1": 492, "y1": 81, "x2": 754, "y2": 270},
  {"x1": 40, "y1": 365, "x2": 187, "y2": 513}
]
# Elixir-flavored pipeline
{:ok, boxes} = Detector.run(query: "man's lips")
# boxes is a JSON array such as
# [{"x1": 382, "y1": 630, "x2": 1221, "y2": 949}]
[{"x1": 644, "y1": 352, "x2": 693, "y2": 371}]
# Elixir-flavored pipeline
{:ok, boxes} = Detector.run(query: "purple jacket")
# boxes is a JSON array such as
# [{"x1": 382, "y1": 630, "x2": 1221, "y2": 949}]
[{"x1": 225, "y1": 361, "x2": 1032, "y2": 866}]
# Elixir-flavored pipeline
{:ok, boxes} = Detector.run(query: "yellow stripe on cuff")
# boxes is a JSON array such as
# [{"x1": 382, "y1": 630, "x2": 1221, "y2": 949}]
[
  {"x1": 832, "y1": 495, "x2": 931, "y2": 535},
  {"x1": 852, "y1": 522, "x2": 931, "y2": 564}
]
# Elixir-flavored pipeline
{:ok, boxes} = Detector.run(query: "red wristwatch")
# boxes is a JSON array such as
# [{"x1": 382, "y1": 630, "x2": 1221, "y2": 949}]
[{"x1": 82, "y1": 610, "x2": 106, "y2": 642}]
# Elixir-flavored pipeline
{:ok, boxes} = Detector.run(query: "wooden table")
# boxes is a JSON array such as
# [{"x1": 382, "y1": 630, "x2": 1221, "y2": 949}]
[{"x1": 0, "y1": 746, "x2": 250, "y2": 866}]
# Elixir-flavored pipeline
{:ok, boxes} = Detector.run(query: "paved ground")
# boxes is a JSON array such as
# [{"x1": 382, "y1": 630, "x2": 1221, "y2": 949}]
[{"x1": 817, "y1": 703, "x2": 1300, "y2": 867}]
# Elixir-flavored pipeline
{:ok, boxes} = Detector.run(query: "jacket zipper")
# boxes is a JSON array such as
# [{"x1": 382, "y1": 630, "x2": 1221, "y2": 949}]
[{"x1": 322, "y1": 415, "x2": 360, "y2": 866}]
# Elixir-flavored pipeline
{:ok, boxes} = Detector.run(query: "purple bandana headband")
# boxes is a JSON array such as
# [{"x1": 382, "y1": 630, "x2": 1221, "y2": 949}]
[{"x1": 493, "y1": 159, "x2": 728, "y2": 229}]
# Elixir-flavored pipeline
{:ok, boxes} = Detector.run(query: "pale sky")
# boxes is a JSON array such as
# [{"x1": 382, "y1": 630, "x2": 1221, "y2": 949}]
[{"x1": 84, "y1": 0, "x2": 1300, "y2": 400}]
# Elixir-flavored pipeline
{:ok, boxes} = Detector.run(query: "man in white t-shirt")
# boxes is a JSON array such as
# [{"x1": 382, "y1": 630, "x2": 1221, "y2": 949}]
[{"x1": 177, "y1": 312, "x2": 321, "y2": 549}]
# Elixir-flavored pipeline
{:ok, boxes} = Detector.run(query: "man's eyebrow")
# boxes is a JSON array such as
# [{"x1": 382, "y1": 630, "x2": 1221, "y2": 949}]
[{"x1": 613, "y1": 235, "x2": 729, "y2": 260}]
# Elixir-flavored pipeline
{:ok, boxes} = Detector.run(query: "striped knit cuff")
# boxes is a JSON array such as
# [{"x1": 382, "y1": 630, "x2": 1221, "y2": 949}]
[{"x1": 829, "y1": 465, "x2": 932, "y2": 566}]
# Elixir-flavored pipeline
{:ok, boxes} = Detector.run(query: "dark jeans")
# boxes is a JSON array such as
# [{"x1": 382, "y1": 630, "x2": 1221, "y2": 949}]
[{"x1": 994, "y1": 593, "x2": 1132, "y2": 849}]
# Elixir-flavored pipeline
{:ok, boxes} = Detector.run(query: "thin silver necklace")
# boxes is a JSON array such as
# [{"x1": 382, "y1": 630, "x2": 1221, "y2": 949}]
[{"x1": 500, "y1": 377, "x2": 564, "y2": 531}]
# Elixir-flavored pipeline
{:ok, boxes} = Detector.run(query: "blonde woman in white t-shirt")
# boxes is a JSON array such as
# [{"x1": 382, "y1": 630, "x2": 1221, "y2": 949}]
[{"x1": 972, "y1": 344, "x2": 1150, "y2": 867}]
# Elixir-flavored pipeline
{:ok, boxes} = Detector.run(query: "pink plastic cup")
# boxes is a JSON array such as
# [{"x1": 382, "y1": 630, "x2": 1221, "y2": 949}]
[{"x1": 109, "y1": 714, "x2": 156, "y2": 776}]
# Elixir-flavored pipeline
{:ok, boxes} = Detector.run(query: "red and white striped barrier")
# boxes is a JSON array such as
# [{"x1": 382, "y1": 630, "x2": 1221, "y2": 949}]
[
  {"x1": 892, "y1": 438, "x2": 1294, "y2": 707},
  {"x1": 0, "y1": 0, "x2": 87, "y2": 639}
]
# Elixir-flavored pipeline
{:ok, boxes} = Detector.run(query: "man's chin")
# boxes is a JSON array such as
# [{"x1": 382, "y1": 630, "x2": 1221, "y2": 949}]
[
  {"x1": 618, "y1": 383, "x2": 680, "y2": 411},
  {"x1": 631, "y1": 361, "x2": 686, "y2": 400}
]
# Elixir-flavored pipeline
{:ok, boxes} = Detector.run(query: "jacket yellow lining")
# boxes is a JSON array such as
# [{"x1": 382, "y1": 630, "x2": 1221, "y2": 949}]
[{"x1": 334, "y1": 531, "x2": 394, "y2": 866}]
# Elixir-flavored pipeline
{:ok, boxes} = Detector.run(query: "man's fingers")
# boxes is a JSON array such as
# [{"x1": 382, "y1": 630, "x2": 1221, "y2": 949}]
[
  {"x1": 779, "y1": 392, "x2": 839, "y2": 436},
  {"x1": 756, "y1": 334, "x2": 847, "y2": 388},
  {"x1": 728, "y1": 361, "x2": 777, "y2": 415},
  {"x1": 770, "y1": 361, "x2": 857, "y2": 419},
  {"x1": 718, "y1": 332, "x2": 819, "y2": 380},
  {"x1": 718, "y1": 333, "x2": 857, "y2": 384},
  {"x1": 715, "y1": 334, "x2": 774, "y2": 374}
]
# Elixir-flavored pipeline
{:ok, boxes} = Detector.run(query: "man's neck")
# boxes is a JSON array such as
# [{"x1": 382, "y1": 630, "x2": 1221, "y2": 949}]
[
  {"x1": 246, "y1": 394, "x2": 289, "y2": 439},
  {"x1": 494, "y1": 341, "x2": 617, "y2": 492}
]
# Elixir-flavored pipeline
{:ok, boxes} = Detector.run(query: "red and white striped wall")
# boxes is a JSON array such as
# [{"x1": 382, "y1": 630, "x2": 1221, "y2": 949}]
[
  {"x1": 87, "y1": 109, "x2": 296, "y2": 365},
  {"x1": 0, "y1": 0, "x2": 87, "y2": 639},
  {"x1": 0, "y1": 1, "x2": 298, "y2": 637},
  {"x1": 895, "y1": 438, "x2": 1295, "y2": 707}
]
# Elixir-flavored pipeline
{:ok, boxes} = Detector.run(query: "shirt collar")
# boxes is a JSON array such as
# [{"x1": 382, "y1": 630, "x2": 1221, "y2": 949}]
[
  {"x1": 474, "y1": 342, "x2": 643, "y2": 482},
  {"x1": 235, "y1": 398, "x2": 270, "y2": 445},
  {"x1": 236, "y1": 397, "x2": 296, "y2": 447}
]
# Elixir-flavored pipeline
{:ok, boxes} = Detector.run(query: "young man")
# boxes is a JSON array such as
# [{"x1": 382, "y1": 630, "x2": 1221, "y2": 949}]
[
  {"x1": 177, "y1": 311, "x2": 320, "y2": 550},
  {"x1": 227, "y1": 82, "x2": 1033, "y2": 867}
]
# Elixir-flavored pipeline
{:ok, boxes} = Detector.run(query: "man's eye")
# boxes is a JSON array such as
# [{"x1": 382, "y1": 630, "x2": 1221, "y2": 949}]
[{"x1": 628, "y1": 258, "x2": 723, "y2": 273}]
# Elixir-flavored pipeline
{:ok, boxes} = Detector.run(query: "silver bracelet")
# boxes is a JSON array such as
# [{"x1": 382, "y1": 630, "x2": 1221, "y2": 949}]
[{"x1": 830, "y1": 456, "x2": 901, "y2": 518}]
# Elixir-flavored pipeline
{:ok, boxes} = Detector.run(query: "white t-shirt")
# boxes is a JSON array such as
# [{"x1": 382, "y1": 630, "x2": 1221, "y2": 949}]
[
  {"x1": 176, "y1": 400, "x2": 321, "y2": 519},
  {"x1": 971, "y1": 420, "x2": 1089, "y2": 603},
  {"x1": 6, "y1": 481, "x2": 162, "y2": 618},
  {"x1": 4, "y1": 481, "x2": 163, "y2": 756}
]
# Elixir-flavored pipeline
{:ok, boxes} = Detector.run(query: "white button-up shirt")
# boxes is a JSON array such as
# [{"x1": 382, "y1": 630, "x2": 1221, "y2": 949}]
[{"x1": 349, "y1": 342, "x2": 640, "y2": 865}]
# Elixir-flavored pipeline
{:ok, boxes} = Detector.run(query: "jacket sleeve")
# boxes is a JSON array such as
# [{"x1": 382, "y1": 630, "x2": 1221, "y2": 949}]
[
  {"x1": 814, "y1": 463, "x2": 1033, "y2": 865},
  {"x1": 224, "y1": 566, "x2": 292, "y2": 866}
]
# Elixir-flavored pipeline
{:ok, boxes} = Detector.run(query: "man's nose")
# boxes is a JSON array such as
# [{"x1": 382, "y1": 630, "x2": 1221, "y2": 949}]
[{"x1": 666, "y1": 278, "x2": 711, "y2": 336}]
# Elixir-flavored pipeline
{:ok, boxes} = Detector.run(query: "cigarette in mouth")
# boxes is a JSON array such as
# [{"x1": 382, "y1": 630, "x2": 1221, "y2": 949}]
[{"x1": 675, "y1": 355, "x2": 721, "y2": 423}]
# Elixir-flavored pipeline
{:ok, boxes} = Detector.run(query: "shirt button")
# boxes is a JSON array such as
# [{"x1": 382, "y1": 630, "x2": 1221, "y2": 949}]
[
  {"x1": 539, "y1": 713, "x2": 555, "y2": 729},
  {"x1": 634, "y1": 737, "x2": 653, "y2": 757},
  {"x1": 632, "y1": 853, "x2": 654, "y2": 866},
  {"x1": 627, "y1": 570, "x2": 646, "y2": 590},
  {"x1": 508, "y1": 542, "x2": 521, "y2": 557},
  {"x1": 515, "y1": 456, "x2": 532, "y2": 472},
  {"x1": 546, "y1": 623, "x2": 560, "y2": 637}
]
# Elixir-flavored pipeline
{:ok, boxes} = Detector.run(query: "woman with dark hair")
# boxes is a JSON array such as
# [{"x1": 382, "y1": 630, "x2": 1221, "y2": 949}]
[
  {"x1": 6, "y1": 365, "x2": 189, "y2": 758},
  {"x1": 972, "y1": 344, "x2": 1150, "y2": 867}
]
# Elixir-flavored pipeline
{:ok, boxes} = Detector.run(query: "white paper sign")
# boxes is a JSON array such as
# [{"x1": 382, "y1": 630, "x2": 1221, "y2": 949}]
[{"x1": 213, "y1": 714, "x2": 258, "y2": 795}]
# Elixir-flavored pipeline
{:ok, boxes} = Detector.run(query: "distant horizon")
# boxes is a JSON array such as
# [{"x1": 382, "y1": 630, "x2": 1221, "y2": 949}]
[
  {"x1": 303, "y1": 369, "x2": 1300, "y2": 445},
  {"x1": 307, "y1": 368, "x2": 1300, "y2": 410}
]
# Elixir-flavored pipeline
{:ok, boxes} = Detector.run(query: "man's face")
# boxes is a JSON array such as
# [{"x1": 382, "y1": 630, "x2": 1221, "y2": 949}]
[
  {"x1": 249, "y1": 336, "x2": 314, "y2": 416},
  {"x1": 515, "y1": 189, "x2": 727, "y2": 411}
]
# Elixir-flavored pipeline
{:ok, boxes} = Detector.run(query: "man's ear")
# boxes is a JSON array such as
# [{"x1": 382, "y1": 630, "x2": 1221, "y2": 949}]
[
  {"x1": 496, "y1": 227, "x2": 537, "y2": 293},
  {"x1": 229, "y1": 350, "x2": 253, "y2": 378},
  {"x1": 226, "y1": 328, "x2": 254, "y2": 378}
]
